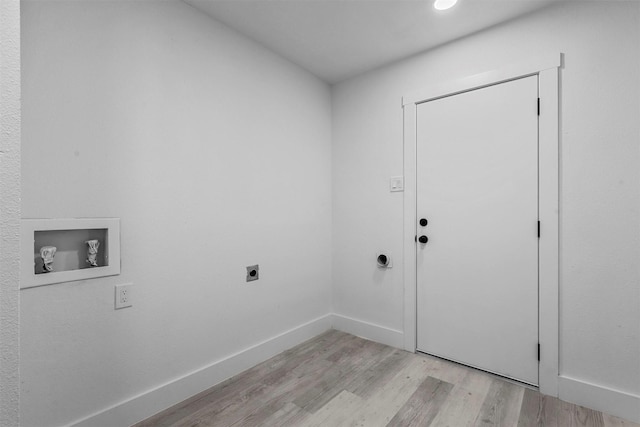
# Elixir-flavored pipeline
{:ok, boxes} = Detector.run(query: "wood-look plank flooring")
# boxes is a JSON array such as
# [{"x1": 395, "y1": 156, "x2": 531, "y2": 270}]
[{"x1": 135, "y1": 330, "x2": 639, "y2": 427}]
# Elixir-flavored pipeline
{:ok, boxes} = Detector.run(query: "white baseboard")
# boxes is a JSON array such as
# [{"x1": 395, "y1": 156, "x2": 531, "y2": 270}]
[
  {"x1": 559, "y1": 375, "x2": 640, "y2": 423},
  {"x1": 70, "y1": 314, "x2": 332, "y2": 427},
  {"x1": 330, "y1": 313, "x2": 404, "y2": 349}
]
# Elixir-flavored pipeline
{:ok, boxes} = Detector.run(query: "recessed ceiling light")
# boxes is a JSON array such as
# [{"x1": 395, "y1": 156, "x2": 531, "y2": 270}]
[{"x1": 434, "y1": 0, "x2": 458, "y2": 11}]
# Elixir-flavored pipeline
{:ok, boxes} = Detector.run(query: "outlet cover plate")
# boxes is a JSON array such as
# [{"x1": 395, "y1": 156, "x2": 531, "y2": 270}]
[
  {"x1": 246, "y1": 265, "x2": 259, "y2": 282},
  {"x1": 115, "y1": 283, "x2": 133, "y2": 309}
]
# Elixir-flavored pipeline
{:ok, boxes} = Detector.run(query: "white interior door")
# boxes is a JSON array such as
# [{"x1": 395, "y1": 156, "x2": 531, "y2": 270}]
[{"x1": 416, "y1": 76, "x2": 539, "y2": 385}]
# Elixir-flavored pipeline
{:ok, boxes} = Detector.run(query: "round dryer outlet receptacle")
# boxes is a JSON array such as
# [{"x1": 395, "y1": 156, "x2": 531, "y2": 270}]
[{"x1": 246, "y1": 264, "x2": 259, "y2": 282}]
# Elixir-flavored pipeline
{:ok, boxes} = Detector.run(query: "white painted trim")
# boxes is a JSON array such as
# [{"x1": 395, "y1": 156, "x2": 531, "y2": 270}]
[
  {"x1": 331, "y1": 313, "x2": 404, "y2": 349},
  {"x1": 537, "y1": 67, "x2": 560, "y2": 397},
  {"x1": 70, "y1": 314, "x2": 332, "y2": 427},
  {"x1": 402, "y1": 53, "x2": 561, "y2": 106},
  {"x1": 402, "y1": 54, "x2": 561, "y2": 396},
  {"x1": 402, "y1": 102, "x2": 417, "y2": 353},
  {"x1": 559, "y1": 376, "x2": 640, "y2": 424}
]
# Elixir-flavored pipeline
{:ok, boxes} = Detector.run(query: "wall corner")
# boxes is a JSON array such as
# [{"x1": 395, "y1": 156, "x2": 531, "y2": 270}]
[{"x1": 0, "y1": 0, "x2": 22, "y2": 425}]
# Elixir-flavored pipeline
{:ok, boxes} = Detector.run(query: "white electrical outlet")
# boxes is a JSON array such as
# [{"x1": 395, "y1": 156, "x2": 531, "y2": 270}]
[{"x1": 115, "y1": 283, "x2": 133, "y2": 309}]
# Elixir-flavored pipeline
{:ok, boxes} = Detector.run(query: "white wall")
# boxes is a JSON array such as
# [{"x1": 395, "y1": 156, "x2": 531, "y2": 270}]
[
  {"x1": 20, "y1": 1, "x2": 332, "y2": 426},
  {"x1": 0, "y1": 1, "x2": 21, "y2": 426},
  {"x1": 332, "y1": 0, "x2": 639, "y2": 420}
]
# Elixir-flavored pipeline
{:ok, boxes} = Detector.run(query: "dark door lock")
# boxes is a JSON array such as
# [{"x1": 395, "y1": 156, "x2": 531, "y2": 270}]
[
  {"x1": 419, "y1": 218, "x2": 428, "y2": 227},
  {"x1": 418, "y1": 235, "x2": 428, "y2": 244}
]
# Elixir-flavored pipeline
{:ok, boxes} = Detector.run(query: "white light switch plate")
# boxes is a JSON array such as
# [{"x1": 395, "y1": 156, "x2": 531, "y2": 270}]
[{"x1": 390, "y1": 176, "x2": 404, "y2": 192}]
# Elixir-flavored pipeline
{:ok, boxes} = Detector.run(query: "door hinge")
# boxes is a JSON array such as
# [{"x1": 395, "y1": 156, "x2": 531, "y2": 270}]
[
  {"x1": 537, "y1": 221, "x2": 541, "y2": 238},
  {"x1": 537, "y1": 98, "x2": 540, "y2": 116},
  {"x1": 538, "y1": 343, "x2": 541, "y2": 361}
]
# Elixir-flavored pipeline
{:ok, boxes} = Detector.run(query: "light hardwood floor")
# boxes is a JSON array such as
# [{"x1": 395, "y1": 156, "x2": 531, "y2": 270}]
[{"x1": 135, "y1": 330, "x2": 638, "y2": 427}]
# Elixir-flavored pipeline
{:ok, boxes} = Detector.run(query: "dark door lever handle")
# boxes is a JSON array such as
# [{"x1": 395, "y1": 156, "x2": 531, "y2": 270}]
[{"x1": 418, "y1": 235, "x2": 428, "y2": 244}]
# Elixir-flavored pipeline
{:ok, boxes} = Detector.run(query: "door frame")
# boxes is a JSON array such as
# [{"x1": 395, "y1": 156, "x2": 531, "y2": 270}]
[{"x1": 401, "y1": 53, "x2": 561, "y2": 396}]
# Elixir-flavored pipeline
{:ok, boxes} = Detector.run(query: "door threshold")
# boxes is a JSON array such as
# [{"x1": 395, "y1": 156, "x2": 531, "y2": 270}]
[{"x1": 416, "y1": 350, "x2": 539, "y2": 391}]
